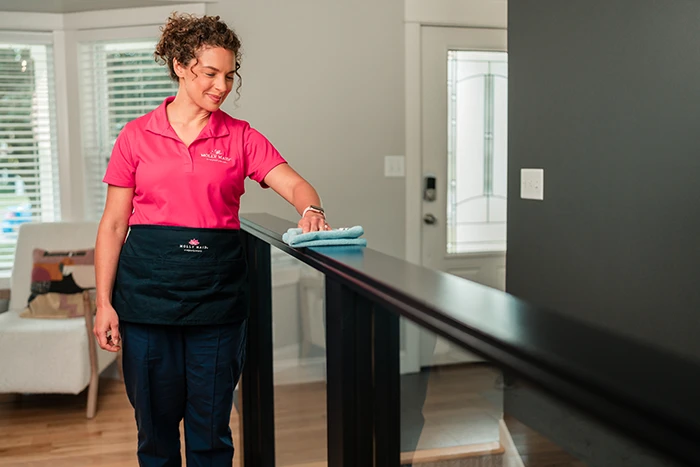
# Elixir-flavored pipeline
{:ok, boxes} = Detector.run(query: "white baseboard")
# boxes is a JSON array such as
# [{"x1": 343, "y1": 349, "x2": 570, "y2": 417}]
[
  {"x1": 274, "y1": 343, "x2": 326, "y2": 385},
  {"x1": 499, "y1": 419, "x2": 525, "y2": 467}
]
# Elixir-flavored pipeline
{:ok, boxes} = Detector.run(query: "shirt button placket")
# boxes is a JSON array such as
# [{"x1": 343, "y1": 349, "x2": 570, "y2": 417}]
[{"x1": 183, "y1": 144, "x2": 193, "y2": 173}]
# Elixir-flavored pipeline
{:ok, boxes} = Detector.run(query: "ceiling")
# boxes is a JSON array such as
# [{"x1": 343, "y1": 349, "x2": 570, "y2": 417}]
[{"x1": 0, "y1": 0, "x2": 215, "y2": 14}]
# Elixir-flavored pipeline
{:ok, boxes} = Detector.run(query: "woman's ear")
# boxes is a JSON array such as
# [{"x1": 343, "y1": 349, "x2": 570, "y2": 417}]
[{"x1": 173, "y1": 58, "x2": 186, "y2": 79}]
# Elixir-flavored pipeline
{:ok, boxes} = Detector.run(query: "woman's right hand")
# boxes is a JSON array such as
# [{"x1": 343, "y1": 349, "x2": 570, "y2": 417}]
[{"x1": 94, "y1": 305, "x2": 121, "y2": 352}]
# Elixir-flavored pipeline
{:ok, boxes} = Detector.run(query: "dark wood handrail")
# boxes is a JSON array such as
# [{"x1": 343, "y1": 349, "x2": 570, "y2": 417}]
[{"x1": 241, "y1": 213, "x2": 700, "y2": 465}]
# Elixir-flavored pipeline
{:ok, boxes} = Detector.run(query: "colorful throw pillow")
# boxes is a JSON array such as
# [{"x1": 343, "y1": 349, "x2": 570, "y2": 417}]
[{"x1": 20, "y1": 248, "x2": 96, "y2": 319}]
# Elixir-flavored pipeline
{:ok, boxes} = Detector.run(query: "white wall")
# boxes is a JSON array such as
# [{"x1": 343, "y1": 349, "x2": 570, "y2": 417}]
[
  {"x1": 207, "y1": 0, "x2": 406, "y2": 259},
  {"x1": 0, "y1": 0, "x2": 406, "y2": 270}
]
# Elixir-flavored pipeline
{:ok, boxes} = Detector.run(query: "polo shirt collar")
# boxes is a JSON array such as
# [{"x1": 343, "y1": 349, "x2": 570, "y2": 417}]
[{"x1": 145, "y1": 96, "x2": 230, "y2": 140}]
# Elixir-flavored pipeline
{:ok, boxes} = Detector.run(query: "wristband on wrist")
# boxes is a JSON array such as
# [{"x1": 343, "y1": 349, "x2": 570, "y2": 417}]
[{"x1": 302, "y1": 205, "x2": 325, "y2": 219}]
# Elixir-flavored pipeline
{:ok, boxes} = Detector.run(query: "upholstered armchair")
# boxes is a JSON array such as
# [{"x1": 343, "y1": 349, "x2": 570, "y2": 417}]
[{"x1": 0, "y1": 222, "x2": 118, "y2": 418}]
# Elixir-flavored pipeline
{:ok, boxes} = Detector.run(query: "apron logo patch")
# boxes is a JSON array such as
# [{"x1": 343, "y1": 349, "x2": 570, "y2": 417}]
[
  {"x1": 200, "y1": 149, "x2": 231, "y2": 164},
  {"x1": 180, "y1": 238, "x2": 209, "y2": 253}
]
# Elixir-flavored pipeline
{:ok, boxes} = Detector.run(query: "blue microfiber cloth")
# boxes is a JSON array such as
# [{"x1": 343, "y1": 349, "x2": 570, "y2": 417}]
[{"x1": 283, "y1": 226, "x2": 367, "y2": 248}]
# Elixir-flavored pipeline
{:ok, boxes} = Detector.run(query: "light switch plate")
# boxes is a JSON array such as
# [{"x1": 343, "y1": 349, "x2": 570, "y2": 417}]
[
  {"x1": 384, "y1": 155, "x2": 405, "y2": 178},
  {"x1": 521, "y1": 168, "x2": 544, "y2": 200}
]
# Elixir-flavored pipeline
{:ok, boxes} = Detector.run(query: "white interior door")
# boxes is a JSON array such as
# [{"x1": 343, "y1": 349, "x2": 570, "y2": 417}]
[{"x1": 419, "y1": 26, "x2": 508, "y2": 368}]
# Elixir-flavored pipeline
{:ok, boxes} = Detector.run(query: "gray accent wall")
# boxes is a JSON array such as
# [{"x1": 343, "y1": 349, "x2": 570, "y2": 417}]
[{"x1": 506, "y1": 0, "x2": 700, "y2": 360}]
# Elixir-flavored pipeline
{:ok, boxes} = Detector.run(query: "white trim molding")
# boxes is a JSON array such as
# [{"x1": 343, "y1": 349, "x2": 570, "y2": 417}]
[
  {"x1": 404, "y1": 22, "x2": 422, "y2": 267},
  {"x1": 0, "y1": 4, "x2": 206, "y2": 33},
  {"x1": 0, "y1": 13, "x2": 63, "y2": 32},
  {"x1": 53, "y1": 29, "x2": 85, "y2": 222},
  {"x1": 74, "y1": 25, "x2": 165, "y2": 43},
  {"x1": 0, "y1": 30, "x2": 54, "y2": 43},
  {"x1": 405, "y1": 0, "x2": 507, "y2": 28},
  {"x1": 63, "y1": 3, "x2": 207, "y2": 31},
  {"x1": 499, "y1": 419, "x2": 526, "y2": 467},
  {"x1": 53, "y1": 30, "x2": 76, "y2": 221}
]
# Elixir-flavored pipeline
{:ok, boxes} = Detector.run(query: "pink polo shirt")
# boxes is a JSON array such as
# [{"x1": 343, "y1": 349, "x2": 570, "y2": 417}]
[{"x1": 103, "y1": 97, "x2": 286, "y2": 229}]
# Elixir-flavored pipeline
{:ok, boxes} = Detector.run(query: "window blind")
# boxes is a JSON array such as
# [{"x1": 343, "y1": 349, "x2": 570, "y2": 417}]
[
  {"x1": 80, "y1": 39, "x2": 177, "y2": 220},
  {"x1": 0, "y1": 41, "x2": 60, "y2": 275}
]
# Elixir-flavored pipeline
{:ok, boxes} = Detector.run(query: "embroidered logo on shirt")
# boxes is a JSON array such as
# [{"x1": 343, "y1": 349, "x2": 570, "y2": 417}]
[
  {"x1": 200, "y1": 149, "x2": 231, "y2": 164},
  {"x1": 180, "y1": 238, "x2": 209, "y2": 253}
]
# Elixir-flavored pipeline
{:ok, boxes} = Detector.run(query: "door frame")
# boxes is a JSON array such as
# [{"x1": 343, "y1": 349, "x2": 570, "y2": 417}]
[
  {"x1": 404, "y1": 0, "x2": 508, "y2": 265},
  {"x1": 402, "y1": 0, "x2": 507, "y2": 373}
]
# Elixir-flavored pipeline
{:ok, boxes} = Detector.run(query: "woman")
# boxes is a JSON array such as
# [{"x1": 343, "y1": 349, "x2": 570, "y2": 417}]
[{"x1": 93, "y1": 13, "x2": 327, "y2": 467}]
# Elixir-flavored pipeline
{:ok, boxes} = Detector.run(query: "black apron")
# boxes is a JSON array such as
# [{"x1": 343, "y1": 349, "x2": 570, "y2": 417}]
[{"x1": 112, "y1": 225, "x2": 249, "y2": 325}]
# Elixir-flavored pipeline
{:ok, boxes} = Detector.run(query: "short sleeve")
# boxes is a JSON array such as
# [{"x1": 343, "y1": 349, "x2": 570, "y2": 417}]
[
  {"x1": 243, "y1": 124, "x2": 287, "y2": 188},
  {"x1": 103, "y1": 126, "x2": 136, "y2": 188}
]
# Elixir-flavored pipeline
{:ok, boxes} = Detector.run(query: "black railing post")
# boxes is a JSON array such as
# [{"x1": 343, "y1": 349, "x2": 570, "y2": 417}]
[
  {"x1": 373, "y1": 305, "x2": 401, "y2": 467},
  {"x1": 325, "y1": 280, "x2": 402, "y2": 466},
  {"x1": 241, "y1": 232, "x2": 275, "y2": 467},
  {"x1": 325, "y1": 279, "x2": 374, "y2": 466}
]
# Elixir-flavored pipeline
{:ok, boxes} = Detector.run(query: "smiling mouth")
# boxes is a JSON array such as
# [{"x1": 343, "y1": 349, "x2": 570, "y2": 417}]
[{"x1": 208, "y1": 94, "x2": 222, "y2": 103}]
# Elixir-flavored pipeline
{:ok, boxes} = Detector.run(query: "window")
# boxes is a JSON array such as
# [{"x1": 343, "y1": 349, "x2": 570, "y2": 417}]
[
  {"x1": 446, "y1": 51, "x2": 508, "y2": 254},
  {"x1": 79, "y1": 39, "x2": 177, "y2": 220},
  {"x1": 0, "y1": 38, "x2": 60, "y2": 275}
]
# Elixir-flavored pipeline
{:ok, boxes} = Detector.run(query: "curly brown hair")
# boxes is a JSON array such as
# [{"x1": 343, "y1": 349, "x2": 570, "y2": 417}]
[{"x1": 154, "y1": 13, "x2": 242, "y2": 97}]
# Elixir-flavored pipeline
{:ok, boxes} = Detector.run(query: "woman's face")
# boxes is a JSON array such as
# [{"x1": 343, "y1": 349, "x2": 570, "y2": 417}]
[{"x1": 175, "y1": 46, "x2": 237, "y2": 112}]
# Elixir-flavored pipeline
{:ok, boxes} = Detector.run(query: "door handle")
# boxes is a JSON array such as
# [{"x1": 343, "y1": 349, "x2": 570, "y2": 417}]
[{"x1": 423, "y1": 213, "x2": 437, "y2": 225}]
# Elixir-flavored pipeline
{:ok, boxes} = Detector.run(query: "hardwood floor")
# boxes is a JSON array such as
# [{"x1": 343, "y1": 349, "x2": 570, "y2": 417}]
[
  {"x1": 0, "y1": 365, "x2": 587, "y2": 467},
  {"x1": 0, "y1": 381, "x2": 167, "y2": 467}
]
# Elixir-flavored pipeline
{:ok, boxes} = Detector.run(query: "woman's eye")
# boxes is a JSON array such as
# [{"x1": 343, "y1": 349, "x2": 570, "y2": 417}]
[
  {"x1": 226, "y1": 76, "x2": 234, "y2": 81},
  {"x1": 205, "y1": 73, "x2": 215, "y2": 77}
]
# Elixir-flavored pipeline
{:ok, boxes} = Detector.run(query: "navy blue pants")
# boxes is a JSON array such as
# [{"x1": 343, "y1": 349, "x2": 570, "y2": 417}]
[{"x1": 121, "y1": 320, "x2": 247, "y2": 467}]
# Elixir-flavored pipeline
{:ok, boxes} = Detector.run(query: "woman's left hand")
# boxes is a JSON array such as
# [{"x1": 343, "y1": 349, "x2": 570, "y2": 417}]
[{"x1": 299, "y1": 212, "x2": 330, "y2": 233}]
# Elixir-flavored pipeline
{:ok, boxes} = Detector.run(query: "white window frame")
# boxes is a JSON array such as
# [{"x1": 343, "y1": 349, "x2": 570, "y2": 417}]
[
  {"x1": 0, "y1": 31, "x2": 61, "y2": 279},
  {"x1": 0, "y1": 3, "x2": 205, "y2": 287},
  {"x1": 64, "y1": 5, "x2": 205, "y2": 222},
  {"x1": 0, "y1": 3, "x2": 205, "y2": 223},
  {"x1": 77, "y1": 25, "x2": 178, "y2": 221}
]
